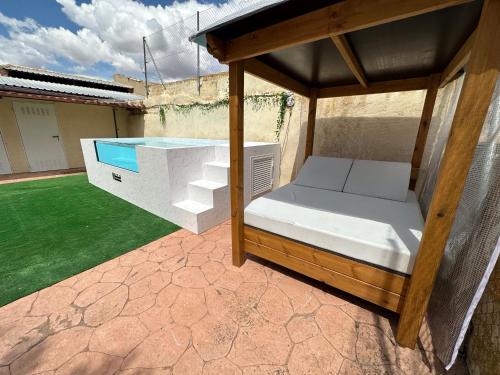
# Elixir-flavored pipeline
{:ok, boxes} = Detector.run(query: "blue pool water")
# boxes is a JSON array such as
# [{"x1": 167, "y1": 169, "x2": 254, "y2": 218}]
[
  {"x1": 94, "y1": 137, "x2": 225, "y2": 172},
  {"x1": 95, "y1": 141, "x2": 139, "y2": 172}
]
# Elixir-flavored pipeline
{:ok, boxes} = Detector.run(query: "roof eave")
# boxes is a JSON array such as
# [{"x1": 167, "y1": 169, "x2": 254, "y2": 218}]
[{"x1": 0, "y1": 87, "x2": 144, "y2": 110}]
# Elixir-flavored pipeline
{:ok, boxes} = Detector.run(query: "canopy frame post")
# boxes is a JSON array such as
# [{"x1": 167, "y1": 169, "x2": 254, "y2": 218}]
[
  {"x1": 409, "y1": 73, "x2": 441, "y2": 189},
  {"x1": 304, "y1": 88, "x2": 318, "y2": 161},
  {"x1": 397, "y1": 0, "x2": 500, "y2": 348},
  {"x1": 229, "y1": 61, "x2": 246, "y2": 267}
]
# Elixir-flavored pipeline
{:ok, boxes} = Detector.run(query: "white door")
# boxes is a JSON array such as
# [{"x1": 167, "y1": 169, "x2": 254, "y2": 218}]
[
  {"x1": 0, "y1": 131, "x2": 12, "y2": 174},
  {"x1": 13, "y1": 102, "x2": 68, "y2": 172}
]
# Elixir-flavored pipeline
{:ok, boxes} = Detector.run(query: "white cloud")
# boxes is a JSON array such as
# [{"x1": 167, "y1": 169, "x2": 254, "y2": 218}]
[
  {"x1": 0, "y1": 34, "x2": 54, "y2": 67},
  {"x1": 0, "y1": 12, "x2": 38, "y2": 31},
  {"x1": 0, "y1": 0, "x2": 257, "y2": 80}
]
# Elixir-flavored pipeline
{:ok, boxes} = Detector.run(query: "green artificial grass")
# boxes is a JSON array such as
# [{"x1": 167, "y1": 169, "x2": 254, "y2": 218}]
[{"x1": 0, "y1": 174, "x2": 180, "y2": 306}]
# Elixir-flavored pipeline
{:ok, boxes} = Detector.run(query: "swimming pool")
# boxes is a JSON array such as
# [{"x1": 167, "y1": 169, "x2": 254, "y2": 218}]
[
  {"x1": 95, "y1": 138, "x2": 227, "y2": 172},
  {"x1": 82, "y1": 137, "x2": 281, "y2": 233}
]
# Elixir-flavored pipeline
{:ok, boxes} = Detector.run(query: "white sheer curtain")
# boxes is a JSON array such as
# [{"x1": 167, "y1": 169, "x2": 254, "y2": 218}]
[{"x1": 418, "y1": 75, "x2": 500, "y2": 369}]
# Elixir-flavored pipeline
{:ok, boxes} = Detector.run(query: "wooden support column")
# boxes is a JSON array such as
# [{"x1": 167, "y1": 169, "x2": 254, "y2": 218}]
[
  {"x1": 409, "y1": 73, "x2": 440, "y2": 189},
  {"x1": 304, "y1": 88, "x2": 318, "y2": 161},
  {"x1": 397, "y1": 0, "x2": 500, "y2": 348},
  {"x1": 229, "y1": 61, "x2": 246, "y2": 267}
]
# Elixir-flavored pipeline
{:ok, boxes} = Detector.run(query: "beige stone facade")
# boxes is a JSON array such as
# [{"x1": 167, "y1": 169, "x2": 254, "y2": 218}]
[
  {"x1": 0, "y1": 97, "x2": 131, "y2": 173},
  {"x1": 141, "y1": 72, "x2": 427, "y2": 185},
  {"x1": 113, "y1": 73, "x2": 152, "y2": 96}
]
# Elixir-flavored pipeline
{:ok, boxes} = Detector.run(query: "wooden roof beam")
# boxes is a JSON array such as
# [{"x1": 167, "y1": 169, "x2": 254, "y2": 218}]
[
  {"x1": 331, "y1": 35, "x2": 368, "y2": 88},
  {"x1": 440, "y1": 29, "x2": 476, "y2": 87},
  {"x1": 317, "y1": 77, "x2": 430, "y2": 98},
  {"x1": 213, "y1": 0, "x2": 473, "y2": 63},
  {"x1": 243, "y1": 58, "x2": 310, "y2": 97},
  {"x1": 206, "y1": 34, "x2": 226, "y2": 63}
]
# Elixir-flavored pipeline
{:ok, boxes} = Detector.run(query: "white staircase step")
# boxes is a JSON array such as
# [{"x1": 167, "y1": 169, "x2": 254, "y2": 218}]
[
  {"x1": 188, "y1": 179, "x2": 227, "y2": 206},
  {"x1": 173, "y1": 200, "x2": 212, "y2": 214},
  {"x1": 203, "y1": 161, "x2": 230, "y2": 184},
  {"x1": 189, "y1": 179, "x2": 226, "y2": 190},
  {"x1": 205, "y1": 161, "x2": 230, "y2": 168}
]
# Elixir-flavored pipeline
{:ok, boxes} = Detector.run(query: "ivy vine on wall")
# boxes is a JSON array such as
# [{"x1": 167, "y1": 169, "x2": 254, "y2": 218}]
[{"x1": 158, "y1": 92, "x2": 292, "y2": 140}]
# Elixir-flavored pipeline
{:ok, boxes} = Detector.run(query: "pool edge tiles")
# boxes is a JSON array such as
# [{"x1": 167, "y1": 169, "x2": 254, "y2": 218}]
[
  {"x1": 94, "y1": 138, "x2": 229, "y2": 172},
  {"x1": 96, "y1": 137, "x2": 227, "y2": 148}
]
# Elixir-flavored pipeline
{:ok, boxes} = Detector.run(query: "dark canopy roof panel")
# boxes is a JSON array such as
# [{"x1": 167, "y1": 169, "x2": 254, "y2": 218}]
[
  {"x1": 193, "y1": 0, "x2": 483, "y2": 88},
  {"x1": 193, "y1": 0, "x2": 340, "y2": 41}
]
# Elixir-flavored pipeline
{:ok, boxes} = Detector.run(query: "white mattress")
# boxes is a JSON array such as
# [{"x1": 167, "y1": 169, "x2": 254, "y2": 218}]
[{"x1": 244, "y1": 184, "x2": 424, "y2": 274}]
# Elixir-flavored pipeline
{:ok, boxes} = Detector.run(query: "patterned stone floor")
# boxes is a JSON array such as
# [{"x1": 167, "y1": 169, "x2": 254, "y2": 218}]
[{"x1": 0, "y1": 222, "x2": 466, "y2": 375}]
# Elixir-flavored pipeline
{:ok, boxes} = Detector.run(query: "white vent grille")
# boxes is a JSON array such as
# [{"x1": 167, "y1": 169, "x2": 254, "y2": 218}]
[{"x1": 251, "y1": 154, "x2": 274, "y2": 197}]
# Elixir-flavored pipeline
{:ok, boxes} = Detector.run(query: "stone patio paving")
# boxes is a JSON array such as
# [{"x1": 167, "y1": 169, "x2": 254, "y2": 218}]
[{"x1": 0, "y1": 222, "x2": 465, "y2": 375}]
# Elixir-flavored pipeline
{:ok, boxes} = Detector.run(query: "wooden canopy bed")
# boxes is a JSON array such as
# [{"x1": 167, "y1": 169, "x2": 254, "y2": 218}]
[{"x1": 192, "y1": 0, "x2": 500, "y2": 348}]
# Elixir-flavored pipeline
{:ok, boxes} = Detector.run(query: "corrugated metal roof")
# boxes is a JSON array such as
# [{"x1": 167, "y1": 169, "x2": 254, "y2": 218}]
[
  {"x1": 0, "y1": 76, "x2": 143, "y2": 101},
  {"x1": 0, "y1": 89, "x2": 145, "y2": 109},
  {"x1": 1, "y1": 64, "x2": 132, "y2": 89}
]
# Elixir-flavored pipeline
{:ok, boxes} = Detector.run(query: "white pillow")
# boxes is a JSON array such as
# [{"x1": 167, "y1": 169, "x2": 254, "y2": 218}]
[
  {"x1": 293, "y1": 156, "x2": 353, "y2": 191},
  {"x1": 343, "y1": 159, "x2": 411, "y2": 202}
]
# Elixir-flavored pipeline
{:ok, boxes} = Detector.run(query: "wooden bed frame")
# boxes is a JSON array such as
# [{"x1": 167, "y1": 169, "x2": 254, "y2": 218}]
[
  {"x1": 202, "y1": 0, "x2": 500, "y2": 348},
  {"x1": 244, "y1": 225, "x2": 410, "y2": 313}
]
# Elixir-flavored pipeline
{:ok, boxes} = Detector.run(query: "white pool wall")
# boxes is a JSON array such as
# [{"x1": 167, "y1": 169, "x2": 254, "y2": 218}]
[{"x1": 81, "y1": 138, "x2": 280, "y2": 233}]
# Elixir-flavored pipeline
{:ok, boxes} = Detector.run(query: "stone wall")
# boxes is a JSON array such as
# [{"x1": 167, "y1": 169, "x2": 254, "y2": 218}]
[
  {"x1": 113, "y1": 74, "x2": 146, "y2": 96},
  {"x1": 138, "y1": 72, "x2": 427, "y2": 185}
]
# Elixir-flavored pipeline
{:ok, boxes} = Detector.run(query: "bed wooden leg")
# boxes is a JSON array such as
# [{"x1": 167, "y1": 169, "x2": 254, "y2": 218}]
[
  {"x1": 229, "y1": 61, "x2": 246, "y2": 267},
  {"x1": 396, "y1": 0, "x2": 500, "y2": 348}
]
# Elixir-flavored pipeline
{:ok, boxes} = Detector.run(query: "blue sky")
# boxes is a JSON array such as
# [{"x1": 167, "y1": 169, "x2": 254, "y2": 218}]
[
  {"x1": 1, "y1": 0, "x2": 88, "y2": 32},
  {"x1": 0, "y1": 0, "x2": 232, "y2": 81},
  {"x1": 0, "y1": 0, "x2": 227, "y2": 30}
]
